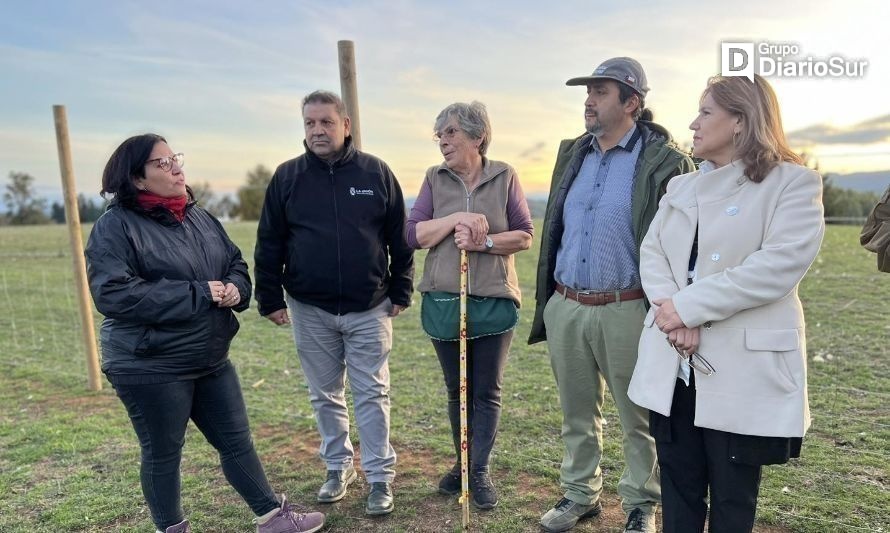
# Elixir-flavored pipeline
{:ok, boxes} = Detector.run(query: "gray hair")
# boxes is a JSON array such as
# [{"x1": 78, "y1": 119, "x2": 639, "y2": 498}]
[
  {"x1": 434, "y1": 101, "x2": 492, "y2": 156},
  {"x1": 302, "y1": 90, "x2": 348, "y2": 119}
]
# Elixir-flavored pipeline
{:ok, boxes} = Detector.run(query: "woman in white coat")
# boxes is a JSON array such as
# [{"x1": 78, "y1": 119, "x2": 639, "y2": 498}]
[{"x1": 628, "y1": 74, "x2": 824, "y2": 532}]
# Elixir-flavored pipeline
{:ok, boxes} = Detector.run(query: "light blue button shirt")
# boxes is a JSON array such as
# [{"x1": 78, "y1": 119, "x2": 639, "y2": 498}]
[{"x1": 554, "y1": 124, "x2": 643, "y2": 291}]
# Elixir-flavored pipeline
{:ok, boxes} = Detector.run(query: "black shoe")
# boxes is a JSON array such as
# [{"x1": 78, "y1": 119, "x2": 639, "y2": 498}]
[
  {"x1": 624, "y1": 507, "x2": 656, "y2": 533},
  {"x1": 316, "y1": 466, "x2": 357, "y2": 503},
  {"x1": 438, "y1": 463, "x2": 462, "y2": 495},
  {"x1": 366, "y1": 482, "x2": 394, "y2": 516},
  {"x1": 470, "y1": 466, "x2": 498, "y2": 510}
]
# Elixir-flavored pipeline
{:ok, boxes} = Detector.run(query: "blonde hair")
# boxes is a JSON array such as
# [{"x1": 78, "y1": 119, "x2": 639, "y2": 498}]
[{"x1": 703, "y1": 74, "x2": 802, "y2": 183}]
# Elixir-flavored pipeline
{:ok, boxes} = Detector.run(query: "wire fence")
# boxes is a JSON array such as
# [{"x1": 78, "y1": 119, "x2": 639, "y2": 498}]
[
  {"x1": 1, "y1": 222, "x2": 887, "y2": 533},
  {"x1": 824, "y1": 216, "x2": 868, "y2": 225}
]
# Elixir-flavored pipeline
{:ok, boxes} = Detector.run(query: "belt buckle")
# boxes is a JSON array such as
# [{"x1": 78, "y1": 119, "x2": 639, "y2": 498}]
[
  {"x1": 574, "y1": 288, "x2": 595, "y2": 304},
  {"x1": 576, "y1": 289, "x2": 606, "y2": 305}
]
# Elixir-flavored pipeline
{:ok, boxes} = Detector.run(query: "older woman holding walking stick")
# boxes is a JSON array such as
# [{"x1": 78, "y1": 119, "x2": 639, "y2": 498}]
[{"x1": 406, "y1": 101, "x2": 533, "y2": 510}]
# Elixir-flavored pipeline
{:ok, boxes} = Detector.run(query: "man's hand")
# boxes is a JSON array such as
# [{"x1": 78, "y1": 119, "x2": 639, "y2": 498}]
[
  {"x1": 653, "y1": 298, "x2": 686, "y2": 333},
  {"x1": 264, "y1": 308, "x2": 291, "y2": 326},
  {"x1": 389, "y1": 304, "x2": 406, "y2": 317}
]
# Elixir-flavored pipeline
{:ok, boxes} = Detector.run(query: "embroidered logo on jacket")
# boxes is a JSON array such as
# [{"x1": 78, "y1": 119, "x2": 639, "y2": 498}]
[{"x1": 349, "y1": 187, "x2": 374, "y2": 196}]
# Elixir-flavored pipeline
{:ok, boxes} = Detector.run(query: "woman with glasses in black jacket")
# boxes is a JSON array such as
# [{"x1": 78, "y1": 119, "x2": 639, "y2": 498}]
[{"x1": 85, "y1": 133, "x2": 324, "y2": 533}]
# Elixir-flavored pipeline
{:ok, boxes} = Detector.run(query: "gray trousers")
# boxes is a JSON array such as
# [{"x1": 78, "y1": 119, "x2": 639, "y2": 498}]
[{"x1": 287, "y1": 296, "x2": 396, "y2": 483}]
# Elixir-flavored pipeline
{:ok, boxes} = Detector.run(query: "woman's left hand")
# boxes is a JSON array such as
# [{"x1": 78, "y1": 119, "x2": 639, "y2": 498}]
[
  {"x1": 653, "y1": 298, "x2": 687, "y2": 333},
  {"x1": 454, "y1": 223, "x2": 484, "y2": 251},
  {"x1": 218, "y1": 282, "x2": 241, "y2": 307},
  {"x1": 667, "y1": 326, "x2": 700, "y2": 354}
]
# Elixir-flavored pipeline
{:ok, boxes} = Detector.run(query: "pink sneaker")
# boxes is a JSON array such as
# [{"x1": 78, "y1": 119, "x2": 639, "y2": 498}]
[
  {"x1": 256, "y1": 494, "x2": 325, "y2": 533},
  {"x1": 164, "y1": 520, "x2": 191, "y2": 533}
]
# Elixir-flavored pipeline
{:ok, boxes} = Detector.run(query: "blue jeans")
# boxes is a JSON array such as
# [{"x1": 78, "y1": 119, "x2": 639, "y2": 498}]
[{"x1": 112, "y1": 362, "x2": 279, "y2": 530}]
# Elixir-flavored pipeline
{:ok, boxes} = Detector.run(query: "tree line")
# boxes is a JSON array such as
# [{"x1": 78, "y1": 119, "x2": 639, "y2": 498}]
[
  {"x1": 1, "y1": 165, "x2": 274, "y2": 226},
  {"x1": 0, "y1": 165, "x2": 882, "y2": 226}
]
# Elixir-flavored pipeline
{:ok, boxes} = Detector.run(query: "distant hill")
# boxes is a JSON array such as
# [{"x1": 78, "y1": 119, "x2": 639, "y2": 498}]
[
  {"x1": 527, "y1": 197, "x2": 548, "y2": 219},
  {"x1": 406, "y1": 194, "x2": 548, "y2": 218},
  {"x1": 405, "y1": 195, "x2": 548, "y2": 218},
  {"x1": 829, "y1": 171, "x2": 890, "y2": 193}
]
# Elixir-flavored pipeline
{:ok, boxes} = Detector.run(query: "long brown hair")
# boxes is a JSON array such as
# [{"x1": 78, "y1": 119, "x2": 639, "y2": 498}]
[{"x1": 703, "y1": 75, "x2": 802, "y2": 183}]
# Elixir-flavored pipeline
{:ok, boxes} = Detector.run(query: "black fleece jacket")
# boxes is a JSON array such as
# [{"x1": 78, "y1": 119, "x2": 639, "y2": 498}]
[{"x1": 254, "y1": 137, "x2": 414, "y2": 316}]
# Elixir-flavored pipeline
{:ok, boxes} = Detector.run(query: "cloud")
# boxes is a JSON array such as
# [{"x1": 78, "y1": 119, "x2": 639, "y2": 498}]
[
  {"x1": 516, "y1": 141, "x2": 547, "y2": 161},
  {"x1": 788, "y1": 114, "x2": 890, "y2": 145}
]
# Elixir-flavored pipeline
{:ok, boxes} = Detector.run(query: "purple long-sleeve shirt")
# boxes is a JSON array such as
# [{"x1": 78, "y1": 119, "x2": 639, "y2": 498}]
[{"x1": 405, "y1": 172, "x2": 534, "y2": 249}]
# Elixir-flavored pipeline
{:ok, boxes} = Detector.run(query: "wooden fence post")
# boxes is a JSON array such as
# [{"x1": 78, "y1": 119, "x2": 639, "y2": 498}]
[
  {"x1": 52, "y1": 105, "x2": 102, "y2": 392},
  {"x1": 338, "y1": 40, "x2": 362, "y2": 149}
]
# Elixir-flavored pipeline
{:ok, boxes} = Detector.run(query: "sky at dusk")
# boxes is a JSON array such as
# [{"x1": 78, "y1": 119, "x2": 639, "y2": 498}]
[{"x1": 2, "y1": 0, "x2": 889, "y2": 202}]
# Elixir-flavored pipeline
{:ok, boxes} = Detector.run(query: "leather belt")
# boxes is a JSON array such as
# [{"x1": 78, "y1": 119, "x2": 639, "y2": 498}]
[{"x1": 555, "y1": 283, "x2": 645, "y2": 306}]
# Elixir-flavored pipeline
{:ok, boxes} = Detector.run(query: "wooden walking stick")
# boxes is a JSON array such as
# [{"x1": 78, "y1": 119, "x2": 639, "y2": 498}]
[{"x1": 458, "y1": 248, "x2": 471, "y2": 529}]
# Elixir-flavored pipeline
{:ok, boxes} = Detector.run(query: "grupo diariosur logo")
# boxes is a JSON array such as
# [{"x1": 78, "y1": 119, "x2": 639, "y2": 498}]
[{"x1": 721, "y1": 41, "x2": 868, "y2": 82}]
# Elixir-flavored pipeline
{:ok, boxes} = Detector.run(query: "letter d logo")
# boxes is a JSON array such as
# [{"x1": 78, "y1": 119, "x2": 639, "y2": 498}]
[{"x1": 721, "y1": 42, "x2": 755, "y2": 82}]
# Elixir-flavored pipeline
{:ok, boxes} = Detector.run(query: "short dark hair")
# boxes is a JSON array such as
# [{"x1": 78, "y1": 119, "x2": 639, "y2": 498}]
[
  {"x1": 100, "y1": 133, "x2": 166, "y2": 207},
  {"x1": 301, "y1": 90, "x2": 348, "y2": 119},
  {"x1": 617, "y1": 83, "x2": 648, "y2": 121}
]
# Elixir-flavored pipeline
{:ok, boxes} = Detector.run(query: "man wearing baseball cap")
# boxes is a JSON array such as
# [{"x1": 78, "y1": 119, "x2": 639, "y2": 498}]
[{"x1": 529, "y1": 57, "x2": 694, "y2": 532}]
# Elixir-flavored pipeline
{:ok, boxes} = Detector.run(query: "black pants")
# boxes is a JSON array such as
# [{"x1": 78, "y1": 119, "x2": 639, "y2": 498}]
[
  {"x1": 651, "y1": 376, "x2": 762, "y2": 533},
  {"x1": 432, "y1": 331, "x2": 513, "y2": 468},
  {"x1": 112, "y1": 362, "x2": 279, "y2": 530}
]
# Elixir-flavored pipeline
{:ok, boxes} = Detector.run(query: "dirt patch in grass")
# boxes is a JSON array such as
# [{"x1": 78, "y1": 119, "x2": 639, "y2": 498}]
[
  {"x1": 250, "y1": 424, "x2": 791, "y2": 532},
  {"x1": 1, "y1": 378, "x2": 118, "y2": 421},
  {"x1": 3, "y1": 397, "x2": 795, "y2": 532},
  {"x1": 3, "y1": 399, "x2": 792, "y2": 532}
]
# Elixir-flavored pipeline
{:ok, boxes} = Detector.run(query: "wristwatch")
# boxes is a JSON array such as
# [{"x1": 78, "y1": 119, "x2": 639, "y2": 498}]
[{"x1": 484, "y1": 236, "x2": 494, "y2": 251}]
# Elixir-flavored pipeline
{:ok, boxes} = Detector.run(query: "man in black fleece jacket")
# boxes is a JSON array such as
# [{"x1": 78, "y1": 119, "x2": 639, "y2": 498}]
[{"x1": 254, "y1": 90, "x2": 414, "y2": 516}]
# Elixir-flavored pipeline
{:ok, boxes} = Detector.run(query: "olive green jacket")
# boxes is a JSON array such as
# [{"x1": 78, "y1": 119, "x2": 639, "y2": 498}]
[{"x1": 528, "y1": 121, "x2": 695, "y2": 344}]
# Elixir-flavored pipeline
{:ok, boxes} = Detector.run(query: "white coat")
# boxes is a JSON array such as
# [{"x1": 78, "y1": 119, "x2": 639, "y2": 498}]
[{"x1": 628, "y1": 161, "x2": 824, "y2": 438}]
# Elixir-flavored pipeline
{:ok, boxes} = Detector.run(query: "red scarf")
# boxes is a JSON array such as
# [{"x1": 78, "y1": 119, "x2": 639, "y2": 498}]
[{"x1": 136, "y1": 191, "x2": 188, "y2": 222}]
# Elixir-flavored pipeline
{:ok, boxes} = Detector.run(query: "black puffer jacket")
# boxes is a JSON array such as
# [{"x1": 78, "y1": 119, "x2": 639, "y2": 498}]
[{"x1": 85, "y1": 201, "x2": 250, "y2": 382}]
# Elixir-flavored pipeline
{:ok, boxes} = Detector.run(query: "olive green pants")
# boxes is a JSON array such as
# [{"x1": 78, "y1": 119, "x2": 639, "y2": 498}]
[{"x1": 543, "y1": 293, "x2": 659, "y2": 513}]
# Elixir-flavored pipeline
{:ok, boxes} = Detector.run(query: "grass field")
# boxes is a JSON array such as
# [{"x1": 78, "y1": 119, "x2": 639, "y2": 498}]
[{"x1": 0, "y1": 221, "x2": 887, "y2": 532}]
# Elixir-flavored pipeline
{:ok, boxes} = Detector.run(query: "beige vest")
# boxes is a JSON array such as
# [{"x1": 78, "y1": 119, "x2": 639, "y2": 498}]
[{"x1": 417, "y1": 159, "x2": 522, "y2": 306}]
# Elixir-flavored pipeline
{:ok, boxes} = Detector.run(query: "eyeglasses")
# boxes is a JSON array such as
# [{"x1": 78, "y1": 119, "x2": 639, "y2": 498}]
[
  {"x1": 433, "y1": 126, "x2": 461, "y2": 142},
  {"x1": 673, "y1": 345, "x2": 717, "y2": 375},
  {"x1": 147, "y1": 153, "x2": 184, "y2": 172}
]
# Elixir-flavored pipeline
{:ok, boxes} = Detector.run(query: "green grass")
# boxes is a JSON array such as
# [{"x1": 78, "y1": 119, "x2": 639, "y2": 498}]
[{"x1": 0, "y1": 222, "x2": 887, "y2": 532}]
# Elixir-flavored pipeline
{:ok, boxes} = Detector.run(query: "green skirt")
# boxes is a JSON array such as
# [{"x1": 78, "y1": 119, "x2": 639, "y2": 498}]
[{"x1": 420, "y1": 291, "x2": 518, "y2": 341}]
